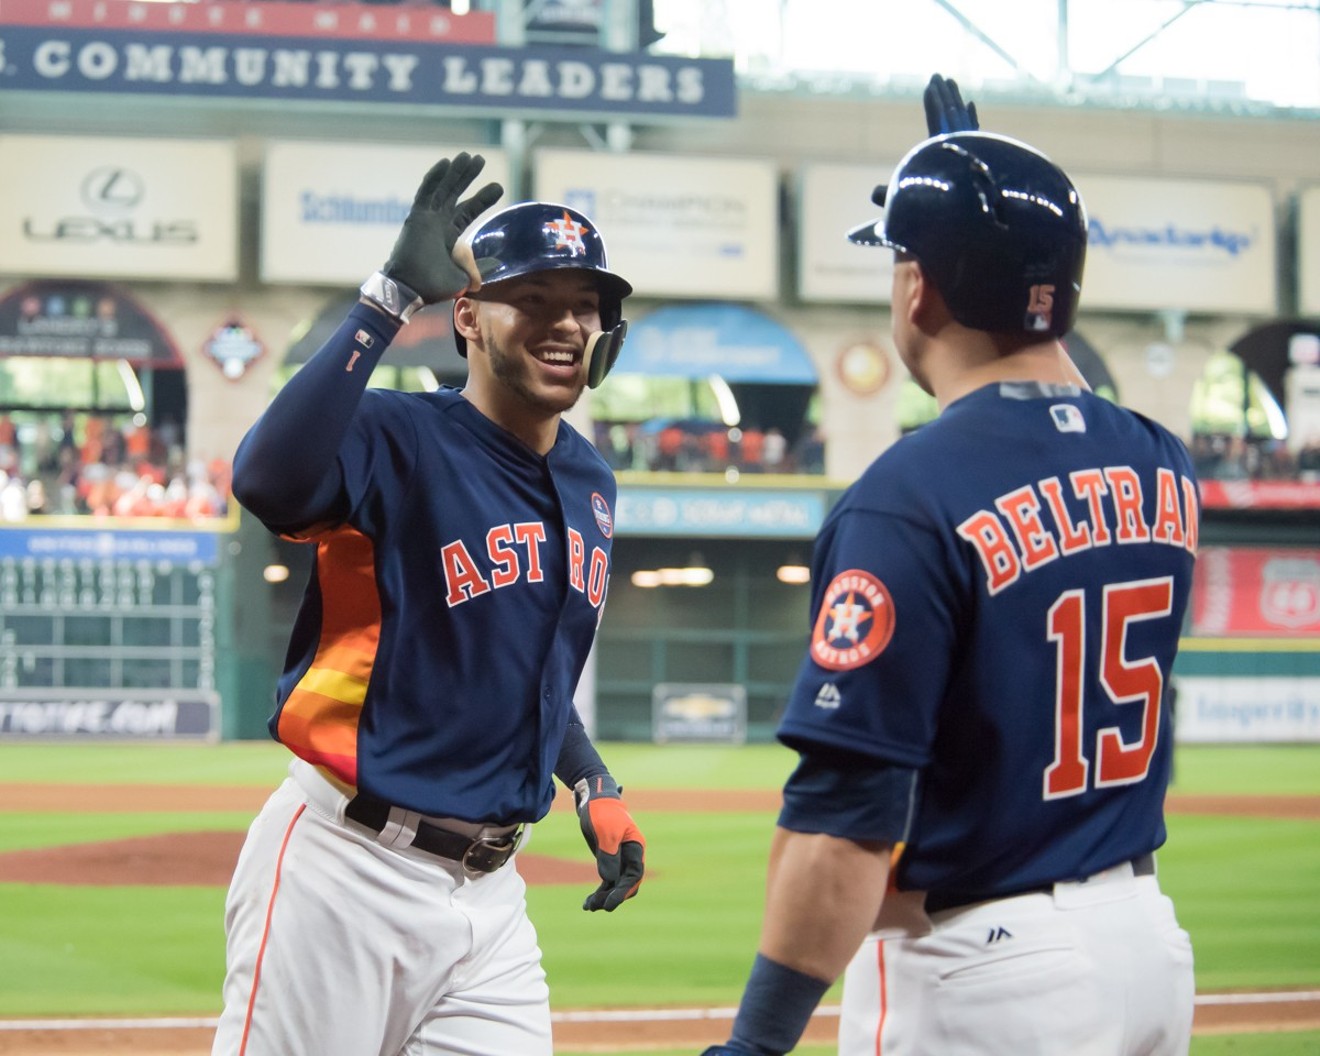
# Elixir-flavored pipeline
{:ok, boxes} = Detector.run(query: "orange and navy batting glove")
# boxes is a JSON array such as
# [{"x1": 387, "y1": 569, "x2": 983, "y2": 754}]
[{"x1": 573, "y1": 774, "x2": 646, "y2": 912}]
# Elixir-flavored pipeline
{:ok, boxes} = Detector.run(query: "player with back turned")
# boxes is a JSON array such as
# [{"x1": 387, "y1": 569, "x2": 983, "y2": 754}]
[
  {"x1": 212, "y1": 154, "x2": 646, "y2": 1056},
  {"x1": 699, "y1": 77, "x2": 1198, "y2": 1056}
]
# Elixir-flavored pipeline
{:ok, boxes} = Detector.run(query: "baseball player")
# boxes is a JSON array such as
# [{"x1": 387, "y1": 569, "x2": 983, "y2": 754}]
[
  {"x1": 700, "y1": 76, "x2": 1197, "y2": 1056},
  {"x1": 213, "y1": 153, "x2": 646, "y2": 1056}
]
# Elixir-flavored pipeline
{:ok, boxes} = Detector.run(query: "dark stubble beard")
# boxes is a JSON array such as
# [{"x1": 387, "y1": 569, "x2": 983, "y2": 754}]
[{"x1": 484, "y1": 326, "x2": 584, "y2": 417}]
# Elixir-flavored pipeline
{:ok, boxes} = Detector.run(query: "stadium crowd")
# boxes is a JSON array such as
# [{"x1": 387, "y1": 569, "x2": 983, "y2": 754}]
[{"x1": 0, "y1": 412, "x2": 230, "y2": 522}]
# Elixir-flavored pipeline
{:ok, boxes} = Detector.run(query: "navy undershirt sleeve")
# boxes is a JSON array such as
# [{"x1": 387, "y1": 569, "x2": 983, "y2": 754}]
[
  {"x1": 231, "y1": 303, "x2": 399, "y2": 532},
  {"x1": 728, "y1": 954, "x2": 831, "y2": 1056},
  {"x1": 777, "y1": 747, "x2": 918, "y2": 844},
  {"x1": 554, "y1": 705, "x2": 609, "y2": 788}
]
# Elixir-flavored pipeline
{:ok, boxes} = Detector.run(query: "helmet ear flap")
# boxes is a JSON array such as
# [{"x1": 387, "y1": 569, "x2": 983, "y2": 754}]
[{"x1": 583, "y1": 320, "x2": 628, "y2": 389}]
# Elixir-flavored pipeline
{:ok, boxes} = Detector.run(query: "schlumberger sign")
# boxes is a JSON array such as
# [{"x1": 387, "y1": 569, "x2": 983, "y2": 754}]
[{"x1": 0, "y1": 0, "x2": 737, "y2": 119}]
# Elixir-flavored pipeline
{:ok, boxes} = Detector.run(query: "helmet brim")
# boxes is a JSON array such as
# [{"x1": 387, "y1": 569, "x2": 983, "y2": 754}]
[{"x1": 846, "y1": 218, "x2": 906, "y2": 253}]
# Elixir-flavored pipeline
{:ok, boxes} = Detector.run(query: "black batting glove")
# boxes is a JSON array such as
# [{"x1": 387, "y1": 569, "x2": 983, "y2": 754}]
[
  {"x1": 574, "y1": 774, "x2": 646, "y2": 912},
  {"x1": 383, "y1": 152, "x2": 504, "y2": 304},
  {"x1": 923, "y1": 73, "x2": 979, "y2": 135}
]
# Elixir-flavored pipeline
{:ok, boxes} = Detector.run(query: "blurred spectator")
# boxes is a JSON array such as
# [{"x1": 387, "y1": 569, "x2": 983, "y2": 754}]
[
  {"x1": 80, "y1": 414, "x2": 106, "y2": 466},
  {"x1": 792, "y1": 426, "x2": 826, "y2": 474},
  {"x1": 33, "y1": 419, "x2": 57, "y2": 476},
  {"x1": 0, "y1": 472, "x2": 27, "y2": 522},
  {"x1": 25, "y1": 479, "x2": 48, "y2": 517},
  {"x1": 763, "y1": 427, "x2": 787, "y2": 473},
  {"x1": 1299, "y1": 436, "x2": 1320, "y2": 482},
  {"x1": 706, "y1": 428, "x2": 730, "y2": 469},
  {"x1": 656, "y1": 423, "x2": 683, "y2": 471},
  {"x1": 124, "y1": 420, "x2": 153, "y2": 464},
  {"x1": 589, "y1": 418, "x2": 830, "y2": 475},
  {"x1": 0, "y1": 409, "x2": 230, "y2": 519},
  {"x1": 740, "y1": 426, "x2": 765, "y2": 471}
]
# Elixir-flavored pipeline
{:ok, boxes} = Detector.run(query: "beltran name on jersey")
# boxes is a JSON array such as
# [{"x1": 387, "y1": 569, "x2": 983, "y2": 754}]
[
  {"x1": 271, "y1": 385, "x2": 614, "y2": 825},
  {"x1": 777, "y1": 382, "x2": 1200, "y2": 899}
]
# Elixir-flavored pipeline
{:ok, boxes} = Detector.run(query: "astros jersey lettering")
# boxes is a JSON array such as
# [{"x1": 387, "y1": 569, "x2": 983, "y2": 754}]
[
  {"x1": 272, "y1": 384, "x2": 614, "y2": 824},
  {"x1": 777, "y1": 382, "x2": 1199, "y2": 897}
]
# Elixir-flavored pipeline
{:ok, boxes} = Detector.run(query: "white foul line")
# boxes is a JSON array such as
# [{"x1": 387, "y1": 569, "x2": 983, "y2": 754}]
[{"x1": 1, "y1": 993, "x2": 1318, "y2": 1032}]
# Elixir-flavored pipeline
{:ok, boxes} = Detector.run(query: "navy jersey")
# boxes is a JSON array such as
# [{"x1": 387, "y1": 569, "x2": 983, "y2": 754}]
[
  {"x1": 269, "y1": 384, "x2": 615, "y2": 825},
  {"x1": 777, "y1": 382, "x2": 1199, "y2": 897}
]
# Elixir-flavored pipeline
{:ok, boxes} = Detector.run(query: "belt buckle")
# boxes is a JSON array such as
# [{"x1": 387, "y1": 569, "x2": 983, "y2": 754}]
[{"x1": 461, "y1": 827, "x2": 522, "y2": 873}]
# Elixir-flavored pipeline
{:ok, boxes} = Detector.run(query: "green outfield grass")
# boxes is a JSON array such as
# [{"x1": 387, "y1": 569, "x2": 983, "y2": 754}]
[
  {"x1": 1, "y1": 740, "x2": 1316, "y2": 792},
  {"x1": 1190, "y1": 1035, "x2": 1320, "y2": 1056},
  {"x1": 0, "y1": 740, "x2": 1316, "y2": 1050}
]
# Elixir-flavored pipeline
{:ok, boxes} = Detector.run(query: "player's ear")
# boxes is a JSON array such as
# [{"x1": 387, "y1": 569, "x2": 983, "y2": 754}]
[
  {"x1": 454, "y1": 296, "x2": 481, "y2": 345},
  {"x1": 892, "y1": 257, "x2": 924, "y2": 327},
  {"x1": 904, "y1": 260, "x2": 949, "y2": 331}
]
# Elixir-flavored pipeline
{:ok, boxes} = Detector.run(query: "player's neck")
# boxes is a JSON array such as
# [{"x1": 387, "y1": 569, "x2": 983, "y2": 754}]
[
  {"x1": 460, "y1": 382, "x2": 561, "y2": 455},
  {"x1": 931, "y1": 336, "x2": 1073, "y2": 411}
]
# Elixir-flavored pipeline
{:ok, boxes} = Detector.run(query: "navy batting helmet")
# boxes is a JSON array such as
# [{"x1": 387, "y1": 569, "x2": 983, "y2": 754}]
[
  {"x1": 848, "y1": 132, "x2": 1087, "y2": 338},
  {"x1": 453, "y1": 201, "x2": 632, "y2": 359}
]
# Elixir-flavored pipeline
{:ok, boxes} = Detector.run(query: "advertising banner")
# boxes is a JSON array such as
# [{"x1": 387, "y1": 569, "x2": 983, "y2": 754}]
[
  {"x1": 1075, "y1": 174, "x2": 1276, "y2": 314},
  {"x1": 0, "y1": 16, "x2": 736, "y2": 119},
  {"x1": 0, "y1": 134, "x2": 237, "y2": 281},
  {"x1": 1174, "y1": 676, "x2": 1320, "y2": 743},
  {"x1": 1198, "y1": 480, "x2": 1320, "y2": 510},
  {"x1": 652, "y1": 682, "x2": 747, "y2": 745},
  {"x1": 534, "y1": 148, "x2": 778, "y2": 299},
  {"x1": 1190, "y1": 545, "x2": 1320, "y2": 636},
  {"x1": 615, "y1": 487, "x2": 826, "y2": 538},
  {"x1": 0, "y1": 0, "x2": 497, "y2": 43},
  {"x1": 0, "y1": 691, "x2": 218, "y2": 739},
  {"x1": 0, "y1": 279, "x2": 183, "y2": 364},
  {"x1": 1300, "y1": 185, "x2": 1320, "y2": 317},
  {"x1": 796, "y1": 162, "x2": 896, "y2": 304},
  {"x1": 261, "y1": 141, "x2": 510, "y2": 285},
  {"x1": 618, "y1": 303, "x2": 818, "y2": 382}
]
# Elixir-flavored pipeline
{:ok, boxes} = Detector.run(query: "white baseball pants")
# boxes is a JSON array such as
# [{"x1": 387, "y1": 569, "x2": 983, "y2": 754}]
[
  {"x1": 212, "y1": 761, "x2": 552, "y2": 1056},
  {"x1": 838, "y1": 860, "x2": 1194, "y2": 1056}
]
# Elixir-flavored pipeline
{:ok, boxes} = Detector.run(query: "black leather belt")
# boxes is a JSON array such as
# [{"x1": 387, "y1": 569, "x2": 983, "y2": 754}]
[
  {"x1": 924, "y1": 852, "x2": 1156, "y2": 914},
  {"x1": 344, "y1": 794, "x2": 522, "y2": 873}
]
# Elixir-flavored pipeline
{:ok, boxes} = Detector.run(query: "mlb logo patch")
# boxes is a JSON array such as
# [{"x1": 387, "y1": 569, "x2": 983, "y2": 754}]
[
  {"x1": 1050, "y1": 404, "x2": 1086, "y2": 433},
  {"x1": 355, "y1": 329, "x2": 375, "y2": 349}
]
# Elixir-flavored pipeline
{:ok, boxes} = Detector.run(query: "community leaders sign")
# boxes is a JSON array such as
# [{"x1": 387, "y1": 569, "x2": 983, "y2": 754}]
[{"x1": 0, "y1": 0, "x2": 736, "y2": 120}]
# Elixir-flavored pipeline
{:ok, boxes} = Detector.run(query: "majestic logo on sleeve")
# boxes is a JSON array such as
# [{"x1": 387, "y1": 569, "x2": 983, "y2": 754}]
[{"x1": 810, "y1": 570, "x2": 896, "y2": 671}]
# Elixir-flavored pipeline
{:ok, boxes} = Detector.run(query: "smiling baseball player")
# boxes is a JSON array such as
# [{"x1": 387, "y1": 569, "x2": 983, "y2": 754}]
[{"x1": 213, "y1": 153, "x2": 645, "y2": 1056}]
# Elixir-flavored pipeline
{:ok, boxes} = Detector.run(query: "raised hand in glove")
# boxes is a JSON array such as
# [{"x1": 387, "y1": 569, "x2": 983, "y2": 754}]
[
  {"x1": 923, "y1": 73, "x2": 979, "y2": 135},
  {"x1": 574, "y1": 774, "x2": 645, "y2": 912},
  {"x1": 363, "y1": 153, "x2": 504, "y2": 323}
]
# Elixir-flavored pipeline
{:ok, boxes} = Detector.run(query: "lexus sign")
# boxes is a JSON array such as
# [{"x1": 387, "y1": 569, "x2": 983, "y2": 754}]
[{"x1": 0, "y1": 134, "x2": 238, "y2": 281}]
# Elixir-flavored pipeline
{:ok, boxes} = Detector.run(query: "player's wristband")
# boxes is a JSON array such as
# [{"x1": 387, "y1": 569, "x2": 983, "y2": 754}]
[
  {"x1": 359, "y1": 270, "x2": 425, "y2": 324},
  {"x1": 727, "y1": 954, "x2": 831, "y2": 1056}
]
